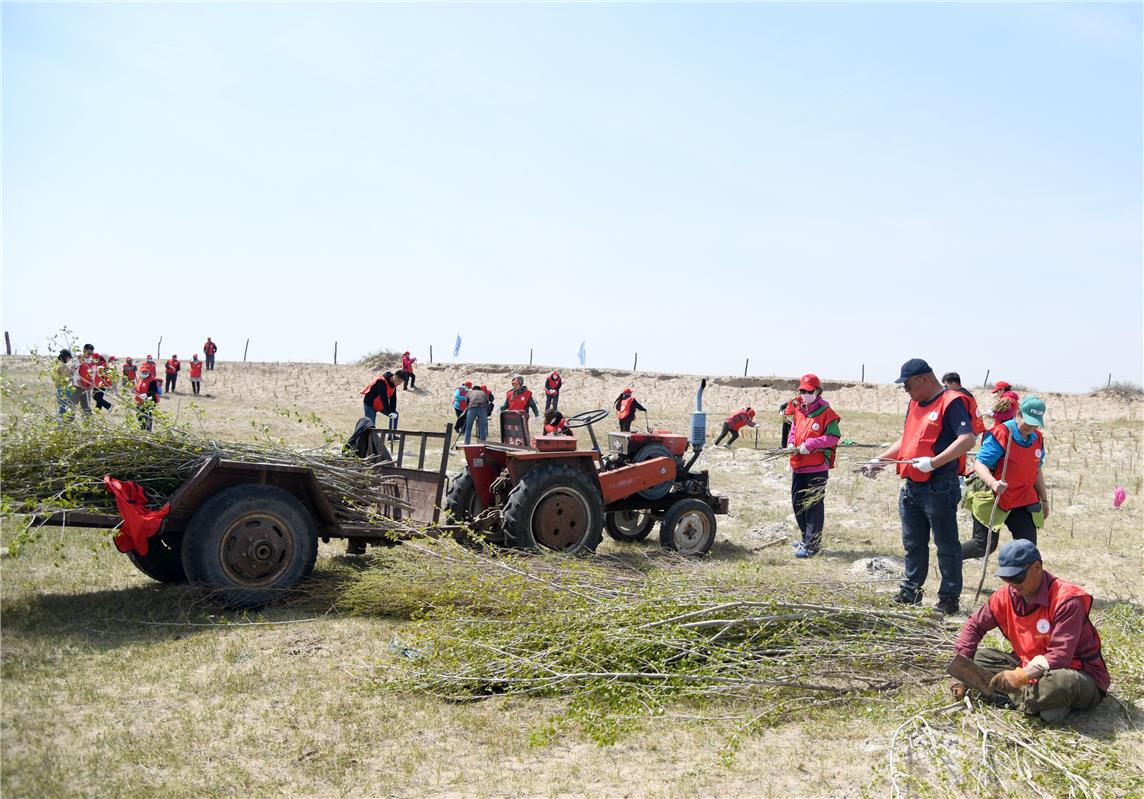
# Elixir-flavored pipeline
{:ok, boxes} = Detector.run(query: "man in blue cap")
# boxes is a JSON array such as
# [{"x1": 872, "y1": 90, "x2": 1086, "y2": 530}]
[
  {"x1": 861, "y1": 358, "x2": 976, "y2": 614},
  {"x1": 950, "y1": 540, "x2": 1108, "y2": 723}
]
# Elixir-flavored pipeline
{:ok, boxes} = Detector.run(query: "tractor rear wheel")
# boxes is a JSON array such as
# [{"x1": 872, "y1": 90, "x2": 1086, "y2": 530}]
[
  {"x1": 181, "y1": 484, "x2": 318, "y2": 609},
  {"x1": 502, "y1": 465, "x2": 604, "y2": 553},
  {"x1": 659, "y1": 499, "x2": 717, "y2": 556},
  {"x1": 127, "y1": 530, "x2": 187, "y2": 584},
  {"x1": 604, "y1": 510, "x2": 655, "y2": 543}
]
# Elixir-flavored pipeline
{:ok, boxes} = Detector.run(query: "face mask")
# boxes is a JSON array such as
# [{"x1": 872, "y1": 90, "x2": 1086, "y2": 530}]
[{"x1": 800, "y1": 392, "x2": 816, "y2": 405}]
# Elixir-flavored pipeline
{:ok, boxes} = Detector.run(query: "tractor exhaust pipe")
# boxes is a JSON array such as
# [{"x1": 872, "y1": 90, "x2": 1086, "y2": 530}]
[{"x1": 683, "y1": 379, "x2": 707, "y2": 473}]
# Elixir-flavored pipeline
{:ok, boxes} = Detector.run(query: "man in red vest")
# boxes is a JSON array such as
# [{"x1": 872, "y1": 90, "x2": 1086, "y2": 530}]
[
  {"x1": 203, "y1": 337, "x2": 218, "y2": 370},
  {"x1": 164, "y1": 354, "x2": 181, "y2": 394},
  {"x1": 614, "y1": 388, "x2": 646, "y2": 432},
  {"x1": 544, "y1": 371, "x2": 563, "y2": 412},
  {"x1": 862, "y1": 358, "x2": 976, "y2": 614},
  {"x1": 361, "y1": 372, "x2": 398, "y2": 427},
  {"x1": 714, "y1": 407, "x2": 757, "y2": 448},
  {"x1": 951, "y1": 540, "x2": 1107, "y2": 723},
  {"x1": 501, "y1": 375, "x2": 540, "y2": 419},
  {"x1": 787, "y1": 375, "x2": 841, "y2": 558}
]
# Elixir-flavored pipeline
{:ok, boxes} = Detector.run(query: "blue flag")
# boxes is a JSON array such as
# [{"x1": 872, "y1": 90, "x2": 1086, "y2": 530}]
[
  {"x1": 453, "y1": 334, "x2": 462, "y2": 358},
  {"x1": 577, "y1": 341, "x2": 586, "y2": 366}
]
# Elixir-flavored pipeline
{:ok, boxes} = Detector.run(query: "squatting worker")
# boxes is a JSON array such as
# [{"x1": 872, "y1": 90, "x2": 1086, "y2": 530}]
[
  {"x1": 861, "y1": 358, "x2": 976, "y2": 615},
  {"x1": 713, "y1": 407, "x2": 758, "y2": 448},
  {"x1": 951, "y1": 540, "x2": 1107, "y2": 723},
  {"x1": 961, "y1": 396, "x2": 1050, "y2": 560},
  {"x1": 786, "y1": 374, "x2": 841, "y2": 559}
]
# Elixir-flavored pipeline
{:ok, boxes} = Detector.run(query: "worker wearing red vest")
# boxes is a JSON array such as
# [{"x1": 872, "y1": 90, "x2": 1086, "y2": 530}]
[
  {"x1": 960, "y1": 396, "x2": 1049, "y2": 560},
  {"x1": 401, "y1": 352, "x2": 417, "y2": 390},
  {"x1": 501, "y1": 376, "x2": 540, "y2": 418},
  {"x1": 134, "y1": 372, "x2": 162, "y2": 431},
  {"x1": 543, "y1": 410, "x2": 573, "y2": 436},
  {"x1": 952, "y1": 540, "x2": 1107, "y2": 723},
  {"x1": 714, "y1": 407, "x2": 757, "y2": 448},
  {"x1": 941, "y1": 372, "x2": 986, "y2": 437},
  {"x1": 544, "y1": 371, "x2": 563, "y2": 412},
  {"x1": 92, "y1": 354, "x2": 114, "y2": 411},
  {"x1": 164, "y1": 355, "x2": 181, "y2": 394},
  {"x1": 141, "y1": 356, "x2": 157, "y2": 380},
  {"x1": 361, "y1": 372, "x2": 398, "y2": 428},
  {"x1": 862, "y1": 359, "x2": 977, "y2": 614},
  {"x1": 990, "y1": 390, "x2": 1020, "y2": 426},
  {"x1": 188, "y1": 354, "x2": 204, "y2": 396},
  {"x1": 203, "y1": 338, "x2": 218, "y2": 370},
  {"x1": 614, "y1": 388, "x2": 646, "y2": 432},
  {"x1": 122, "y1": 357, "x2": 138, "y2": 385},
  {"x1": 75, "y1": 346, "x2": 96, "y2": 415},
  {"x1": 787, "y1": 375, "x2": 841, "y2": 558}
]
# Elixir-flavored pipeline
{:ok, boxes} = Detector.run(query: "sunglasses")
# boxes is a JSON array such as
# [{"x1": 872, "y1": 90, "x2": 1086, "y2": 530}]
[
  {"x1": 1000, "y1": 568, "x2": 1029, "y2": 584},
  {"x1": 798, "y1": 389, "x2": 816, "y2": 395}
]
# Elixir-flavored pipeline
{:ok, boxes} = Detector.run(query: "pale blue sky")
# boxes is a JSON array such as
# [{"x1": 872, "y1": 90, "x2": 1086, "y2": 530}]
[{"x1": 3, "y1": 2, "x2": 1141, "y2": 392}]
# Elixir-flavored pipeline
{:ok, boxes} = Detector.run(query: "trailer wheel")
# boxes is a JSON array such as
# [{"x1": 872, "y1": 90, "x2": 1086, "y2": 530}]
[
  {"x1": 127, "y1": 530, "x2": 187, "y2": 583},
  {"x1": 503, "y1": 465, "x2": 603, "y2": 553},
  {"x1": 659, "y1": 499, "x2": 717, "y2": 556},
  {"x1": 604, "y1": 510, "x2": 655, "y2": 543},
  {"x1": 446, "y1": 469, "x2": 503, "y2": 545},
  {"x1": 181, "y1": 484, "x2": 318, "y2": 609}
]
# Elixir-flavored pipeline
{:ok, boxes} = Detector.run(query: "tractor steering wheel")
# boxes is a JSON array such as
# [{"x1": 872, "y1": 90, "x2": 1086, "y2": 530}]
[{"x1": 565, "y1": 409, "x2": 609, "y2": 429}]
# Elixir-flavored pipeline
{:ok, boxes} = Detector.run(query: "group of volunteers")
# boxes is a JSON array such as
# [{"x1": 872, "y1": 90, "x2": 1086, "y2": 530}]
[{"x1": 54, "y1": 337, "x2": 219, "y2": 429}]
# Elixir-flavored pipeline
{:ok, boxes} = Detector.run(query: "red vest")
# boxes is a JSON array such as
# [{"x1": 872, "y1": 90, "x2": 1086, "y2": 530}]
[
  {"x1": 165, "y1": 359, "x2": 179, "y2": 375},
  {"x1": 545, "y1": 375, "x2": 561, "y2": 395},
  {"x1": 990, "y1": 423, "x2": 1044, "y2": 510},
  {"x1": 361, "y1": 377, "x2": 395, "y2": 411},
  {"x1": 789, "y1": 405, "x2": 841, "y2": 469},
  {"x1": 505, "y1": 388, "x2": 533, "y2": 411},
  {"x1": 134, "y1": 377, "x2": 159, "y2": 406},
  {"x1": 203, "y1": 340, "x2": 217, "y2": 355},
  {"x1": 123, "y1": 364, "x2": 137, "y2": 380},
  {"x1": 726, "y1": 409, "x2": 754, "y2": 432},
  {"x1": 402, "y1": 355, "x2": 415, "y2": 372},
  {"x1": 189, "y1": 361, "x2": 204, "y2": 378},
  {"x1": 544, "y1": 421, "x2": 571, "y2": 436},
  {"x1": 988, "y1": 577, "x2": 1103, "y2": 673},
  {"x1": 898, "y1": 390, "x2": 969, "y2": 481},
  {"x1": 78, "y1": 361, "x2": 96, "y2": 389},
  {"x1": 617, "y1": 396, "x2": 636, "y2": 420}
]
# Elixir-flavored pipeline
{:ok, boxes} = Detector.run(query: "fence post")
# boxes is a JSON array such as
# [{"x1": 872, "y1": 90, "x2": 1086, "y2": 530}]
[
  {"x1": 3, "y1": 331, "x2": 10, "y2": 356},
  {"x1": 744, "y1": 357, "x2": 749, "y2": 378},
  {"x1": 429, "y1": 345, "x2": 433, "y2": 364},
  {"x1": 861, "y1": 364, "x2": 865, "y2": 384},
  {"x1": 983, "y1": 369, "x2": 990, "y2": 388},
  {"x1": 1108, "y1": 373, "x2": 1112, "y2": 388},
  {"x1": 156, "y1": 336, "x2": 162, "y2": 360},
  {"x1": 334, "y1": 341, "x2": 338, "y2": 365},
  {"x1": 633, "y1": 353, "x2": 638, "y2": 371},
  {"x1": 243, "y1": 339, "x2": 249, "y2": 363},
  {"x1": 530, "y1": 348, "x2": 533, "y2": 366}
]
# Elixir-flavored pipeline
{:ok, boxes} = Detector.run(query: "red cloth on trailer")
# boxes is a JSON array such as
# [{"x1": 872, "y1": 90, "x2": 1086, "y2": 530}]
[{"x1": 103, "y1": 475, "x2": 171, "y2": 556}]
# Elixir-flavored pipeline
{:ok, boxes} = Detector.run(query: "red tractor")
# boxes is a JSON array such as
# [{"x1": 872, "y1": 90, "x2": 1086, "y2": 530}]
[{"x1": 447, "y1": 380, "x2": 728, "y2": 555}]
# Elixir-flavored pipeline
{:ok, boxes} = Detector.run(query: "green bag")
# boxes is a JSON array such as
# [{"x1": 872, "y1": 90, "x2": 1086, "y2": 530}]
[{"x1": 962, "y1": 475, "x2": 1044, "y2": 530}]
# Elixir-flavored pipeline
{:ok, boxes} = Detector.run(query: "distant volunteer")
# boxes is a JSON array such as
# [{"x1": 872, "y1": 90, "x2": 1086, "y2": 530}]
[
  {"x1": 614, "y1": 388, "x2": 646, "y2": 432},
  {"x1": 544, "y1": 371, "x2": 563, "y2": 412},
  {"x1": 713, "y1": 407, "x2": 758, "y2": 448},
  {"x1": 188, "y1": 354, "x2": 204, "y2": 396},
  {"x1": 463, "y1": 385, "x2": 491, "y2": 444},
  {"x1": 361, "y1": 371, "x2": 398, "y2": 430},
  {"x1": 960, "y1": 396, "x2": 1050, "y2": 560},
  {"x1": 786, "y1": 375, "x2": 841, "y2": 559},
  {"x1": 501, "y1": 376, "x2": 540, "y2": 419}
]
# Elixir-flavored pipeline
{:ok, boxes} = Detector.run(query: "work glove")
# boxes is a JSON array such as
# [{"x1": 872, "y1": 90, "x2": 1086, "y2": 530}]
[
  {"x1": 911, "y1": 457, "x2": 934, "y2": 473},
  {"x1": 987, "y1": 668, "x2": 1029, "y2": 694},
  {"x1": 991, "y1": 479, "x2": 1009, "y2": 495},
  {"x1": 859, "y1": 459, "x2": 885, "y2": 479},
  {"x1": 949, "y1": 680, "x2": 967, "y2": 702},
  {"x1": 797, "y1": 444, "x2": 810, "y2": 455},
  {"x1": 388, "y1": 413, "x2": 398, "y2": 420}
]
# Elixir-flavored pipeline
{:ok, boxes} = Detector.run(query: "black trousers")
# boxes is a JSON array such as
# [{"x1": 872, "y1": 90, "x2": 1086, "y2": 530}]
[
  {"x1": 205, "y1": 354, "x2": 215, "y2": 370},
  {"x1": 545, "y1": 394, "x2": 559, "y2": 412},
  {"x1": 792, "y1": 471, "x2": 829, "y2": 550},
  {"x1": 619, "y1": 416, "x2": 633, "y2": 432},
  {"x1": 962, "y1": 505, "x2": 1038, "y2": 559},
  {"x1": 191, "y1": 379, "x2": 201, "y2": 395},
  {"x1": 93, "y1": 390, "x2": 112, "y2": 411},
  {"x1": 165, "y1": 374, "x2": 177, "y2": 392},
  {"x1": 714, "y1": 423, "x2": 738, "y2": 446}
]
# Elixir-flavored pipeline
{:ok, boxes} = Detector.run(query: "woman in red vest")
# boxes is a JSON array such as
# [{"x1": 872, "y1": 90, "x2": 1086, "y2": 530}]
[
  {"x1": 787, "y1": 374, "x2": 841, "y2": 558},
  {"x1": 714, "y1": 407, "x2": 757, "y2": 448},
  {"x1": 544, "y1": 371, "x2": 562, "y2": 412},
  {"x1": 952, "y1": 540, "x2": 1107, "y2": 723},
  {"x1": 188, "y1": 354, "x2": 204, "y2": 396},
  {"x1": 134, "y1": 372, "x2": 162, "y2": 431},
  {"x1": 401, "y1": 352, "x2": 417, "y2": 389},
  {"x1": 543, "y1": 410, "x2": 573, "y2": 436},
  {"x1": 613, "y1": 388, "x2": 646, "y2": 432},
  {"x1": 961, "y1": 396, "x2": 1049, "y2": 559},
  {"x1": 164, "y1": 355, "x2": 181, "y2": 394}
]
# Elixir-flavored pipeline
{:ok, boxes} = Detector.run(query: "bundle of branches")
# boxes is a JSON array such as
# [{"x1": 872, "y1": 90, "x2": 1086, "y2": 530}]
[
  {"x1": 886, "y1": 700, "x2": 1142, "y2": 798},
  {"x1": 343, "y1": 541, "x2": 953, "y2": 740},
  {"x1": 1, "y1": 409, "x2": 411, "y2": 528}
]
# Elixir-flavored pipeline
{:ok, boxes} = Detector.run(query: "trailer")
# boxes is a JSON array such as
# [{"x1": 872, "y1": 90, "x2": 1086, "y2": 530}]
[{"x1": 38, "y1": 426, "x2": 454, "y2": 608}]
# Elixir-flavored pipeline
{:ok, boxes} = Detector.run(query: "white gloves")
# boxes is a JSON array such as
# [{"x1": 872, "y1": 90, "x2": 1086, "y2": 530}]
[
  {"x1": 911, "y1": 457, "x2": 934, "y2": 473},
  {"x1": 797, "y1": 444, "x2": 810, "y2": 455},
  {"x1": 388, "y1": 413, "x2": 398, "y2": 420}
]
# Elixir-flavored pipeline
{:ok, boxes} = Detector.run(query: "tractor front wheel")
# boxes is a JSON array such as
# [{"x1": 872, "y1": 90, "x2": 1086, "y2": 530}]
[
  {"x1": 659, "y1": 499, "x2": 717, "y2": 556},
  {"x1": 502, "y1": 465, "x2": 604, "y2": 553},
  {"x1": 182, "y1": 484, "x2": 318, "y2": 609},
  {"x1": 446, "y1": 468, "x2": 503, "y2": 545},
  {"x1": 604, "y1": 510, "x2": 655, "y2": 543}
]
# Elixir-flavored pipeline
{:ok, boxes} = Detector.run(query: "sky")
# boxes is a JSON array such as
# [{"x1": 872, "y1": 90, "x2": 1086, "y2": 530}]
[{"x1": 3, "y1": 2, "x2": 1141, "y2": 393}]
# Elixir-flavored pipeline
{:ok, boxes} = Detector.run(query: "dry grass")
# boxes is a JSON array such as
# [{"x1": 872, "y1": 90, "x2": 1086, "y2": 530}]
[{"x1": 2, "y1": 355, "x2": 1142, "y2": 798}]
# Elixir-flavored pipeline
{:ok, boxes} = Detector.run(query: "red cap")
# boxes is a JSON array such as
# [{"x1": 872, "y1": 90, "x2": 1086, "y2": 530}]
[
  {"x1": 622, "y1": 388, "x2": 632, "y2": 395},
  {"x1": 798, "y1": 373, "x2": 821, "y2": 391},
  {"x1": 747, "y1": 408, "x2": 756, "y2": 418},
  {"x1": 464, "y1": 381, "x2": 472, "y2": 388},
  {"x1": 992, "y1": 380, "x2": 1011, "y2": 394}
]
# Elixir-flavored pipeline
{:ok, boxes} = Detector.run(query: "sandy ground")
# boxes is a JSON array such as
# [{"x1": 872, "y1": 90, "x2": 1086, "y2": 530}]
[{"x1": 2, "y1": 355, "x2": 1142, "y2": 798}]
